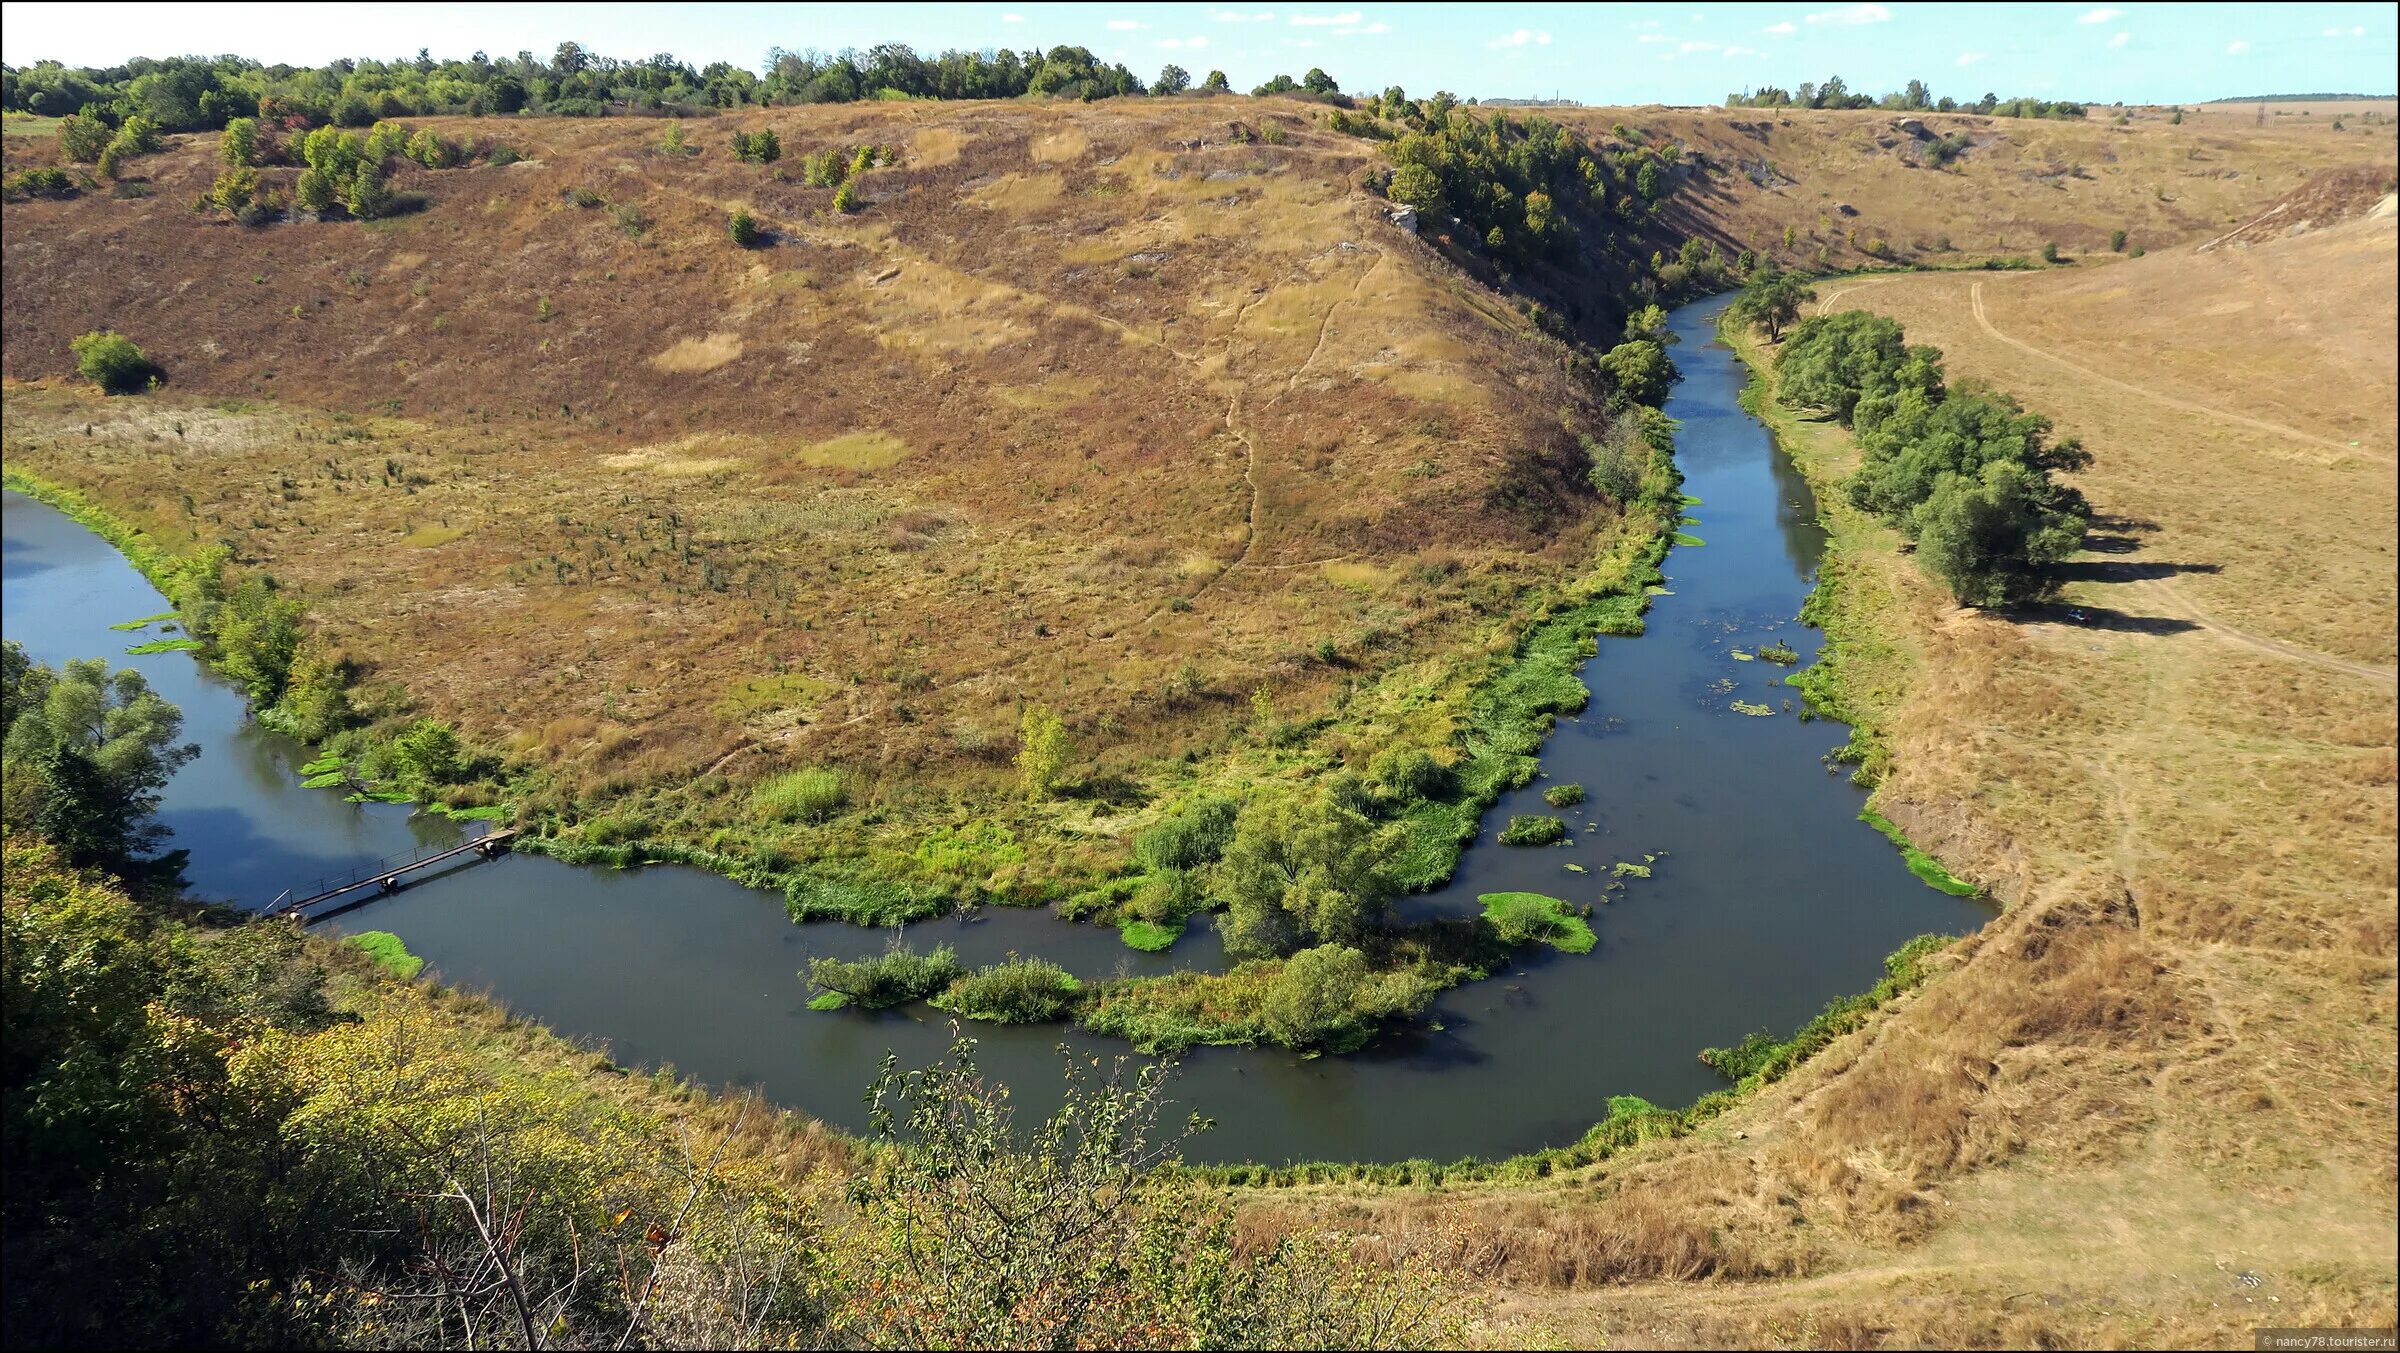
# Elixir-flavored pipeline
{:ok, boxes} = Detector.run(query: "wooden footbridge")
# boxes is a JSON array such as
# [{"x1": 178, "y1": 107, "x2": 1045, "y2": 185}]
[{"x1": 268, "y1": 829, "x2": 518, "y2": 923}]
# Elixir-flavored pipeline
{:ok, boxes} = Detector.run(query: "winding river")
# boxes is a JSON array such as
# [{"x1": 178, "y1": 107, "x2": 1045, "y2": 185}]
[{"x1": 2, "y1": 294, "x2": 1992, "y2": 1163}]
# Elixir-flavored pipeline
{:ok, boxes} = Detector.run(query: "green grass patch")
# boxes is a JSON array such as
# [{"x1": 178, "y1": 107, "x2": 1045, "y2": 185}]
[
  {"x1": 1672, "y1": 532, "x2": 1706, "y2": 547},
  {"x1": 300, "y1": 771, "x2": 348, "y2": 788},
  {"x1": 1730, "y1": 699, "x2": 1774, "y2": 716},
  {"x1": 751, "y1": 765, "x2": 847, "y2": 823},
  {"x1": 1757, "y1": 640, "x2": 1801, "y2": 664},
  {"x1": 1541, "y1": 782, "x2": 1585, "y2": 807},
  {"x1": 1860, "y1": 810, "x2": 1979, "y2": 895},
  {"x1": 125, "y1": 638, "x2": 204, "y2": 655},
  {"x1": 346, "y1": 930, "x2": 424, "y2": 980},
  {"x1": 1496, "y1": 814, "x2": 1566, "y2": 846},
  {"x1": 1479, "y1": 891, "x2": 1596, "y2": 954},
  {"x1": 1119, "y1": 919, "x2": 1181, "y2": 952},
  {"x1": 108, "y1": 611, "x2": 177, "y2": 631},
  {"x1": 300, "y1": 753, "x2": 345, "y2": 776}
]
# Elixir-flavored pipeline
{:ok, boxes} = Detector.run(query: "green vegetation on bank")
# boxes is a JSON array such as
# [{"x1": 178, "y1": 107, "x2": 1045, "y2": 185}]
[
  {"x1": 1756, "y1": 308, "x2": 2090, "y2": 607},
  {"x1": 1726, "y1": 74, "x2": 2086, "y2": 119},
  {"x1": 2, "y1": 831, "x2": 1466, "y2": 1348},
  {"x1": 344, "y1": 929, "x2": 424, "y2": 978},
  {"x1": 1191, "y1": 926, "x2": 1961, "y2": 1188},
  {"x1": 1861, "y1": 809, "x2": 1979, "y2": 895}
]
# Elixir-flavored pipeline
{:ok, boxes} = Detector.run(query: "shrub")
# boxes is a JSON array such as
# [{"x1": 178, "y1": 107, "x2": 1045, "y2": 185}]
[
  {"x1": 209, "y1": 166, "x2": 258, "y2": 214},
  {"x1": 1541, "y1": 782, "x2": 1585, "y2": 807},
  {"x1": 1133, "y1": 794, "x2": 1237, "y2": 871},
  {"x1": 57, "y1": 113, "x2": 111, "y2": 163},
  {"x1": 2040, "y1": 241, "x2": 2061, "y2": 264},
  {"x1": 752, "y1": 766, "x2": 847, "y2": 823},
  {"x1": 832, "y1": 178, "x2": 861, "y2": 213},
  {"x1": 3, "y1": 167, "x2": 76, "y2": 201},
  {"x1": 1261, "y1": 945, "x2": 1371, "y2": 1050},
  {"x1": 2109, "y1": 228, "x2": 2129, "y2": 252},
  {"x1": 294, "y1": 168, "x2": 337, "y2": 213},
  {"x1": 727, "y1": 204, "x2": 761, "y2": 246},
  {"x1": 1366, "y1": 746, "x2": 1453, "y2": 804},
  {"x1": 932, "y1": 958, "x2": 1081, "y2": 1023},
  {"x1": 806, "y1": 941, "x2": 962, "y2": 1010},
  {"x1": 70, "y1": 331, "x2": 160, "y2": 395},
  {"x1": 1496, "y1": 814, "x2": 1566, "y2": 846}
]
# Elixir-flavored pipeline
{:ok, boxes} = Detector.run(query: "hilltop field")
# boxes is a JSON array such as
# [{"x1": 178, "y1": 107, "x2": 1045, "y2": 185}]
[{"x1": 4, "y1": 92, "x2": 2396, "y2": 1346}]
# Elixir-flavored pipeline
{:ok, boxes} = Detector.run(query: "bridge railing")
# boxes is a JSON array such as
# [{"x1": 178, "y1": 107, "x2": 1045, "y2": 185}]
[{"x1": 269, "y1": 828, "x2": 497, "y2": 913}]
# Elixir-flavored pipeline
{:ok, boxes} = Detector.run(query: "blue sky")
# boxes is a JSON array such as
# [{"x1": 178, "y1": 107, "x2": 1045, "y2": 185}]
[{"x1": 2, "y1": 2, "x2": 2393, "y2": 105}]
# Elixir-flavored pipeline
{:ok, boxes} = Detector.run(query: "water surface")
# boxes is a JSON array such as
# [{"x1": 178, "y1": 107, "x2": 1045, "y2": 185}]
[{"x1": 1, "y1": 294, "x2": 1991, "y2": 1162}]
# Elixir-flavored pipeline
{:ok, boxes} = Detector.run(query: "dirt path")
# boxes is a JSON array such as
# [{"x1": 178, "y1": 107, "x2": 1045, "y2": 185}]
[
  {"x1": 2132, "y1": 576, "x2": 2398, "y2": 683},
  {"x1": 1968, "y1": 280, "x2": 2390, "y2": 465}
]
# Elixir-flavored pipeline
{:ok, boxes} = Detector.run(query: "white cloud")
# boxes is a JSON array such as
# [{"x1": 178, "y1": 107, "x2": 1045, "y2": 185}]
[
  {"x1": 2107, "y1": 30, "x2": 2130, "y2": 48},
  {"x1": 1001, "y1": 11, "x2": 1025, "y2": 21},
  {"x1": 1107, "y1": 18, "x2": 1144, "y2": 30},
  {"x1": 1631, "y1": 17, "x2": 1662, "y2": 28},
  {"x1": 1956, "y1": 50, "x2": 1986, "y2": 65},
  {"x1": 1288, "y1": 9, "x2": 1361, "y2": 25},
  {"x1": 1333, "y1": 20, "x2": 1390, "y2": 35},
  {"x1": 1763, "y1": 20, "x2": 1797, "y2": 35},
  {"x1": 1638, "y1": 32, "x2": 1674, "y2": 43},
  {"x1": 1723, "y1": 45, "x2": 1760, "y2": 57},
  {"x1": 1488, "y1": 28, "x2": 1553, "y2": 48},
  {"x1": 2078, "y1": 7, "x2": 2122, "y2": 22},
  {"x1": 2323, "y1": 24, "x2": 2367, "y2": 36},
  {"x1": 1805, "y1": 4, "x2": 1891, "y2": 24},
  {"x1": 1158, "y1": 36, "x2": 1210, "y2": 49},
  {"x1": 2226, "y1": 39, "x2": 2250, "y2": 54},
  {"x1": 1680, "y1": 40, "x2": 1720, "y2": 53}
]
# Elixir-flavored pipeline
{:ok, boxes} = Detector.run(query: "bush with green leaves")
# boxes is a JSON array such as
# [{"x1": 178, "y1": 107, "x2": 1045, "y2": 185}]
[
  {"x1": 931, "y1": 958, "x2": 1082, "y2": 1023},
  {"x1": 806, "y1": 941, "x2": 962, "y2": 1010},
  {"x1": 727, "y1": 204, "x2": 761, "y2": 246},
  {"x1": 57, "y1": 113, "x2": 111, "y2": 163},
  {"x1": 731, "y1": 127, "x2": 781, "y2": 163},
  {"x1": 1, "y1": 643, "x2": 196, "y2": 882},
  {"x1": 1133, "y1": 793, "x2": 1237, "y2": 871},
  {"x1": 69, "y1": 330, "x2": 160, "y2": 395},
  {"x1": 4, "y1": 167, "x2": 77, "y2": 201},
  {"x1": 1541, "y1": 782, "x2": 1585, "y2": 807},
  {"x1": 1212, "y1": 789, "x2": 1397, "y2": 959}
]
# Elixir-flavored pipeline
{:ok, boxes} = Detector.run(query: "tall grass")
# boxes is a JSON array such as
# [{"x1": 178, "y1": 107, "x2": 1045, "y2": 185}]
[{"x1": 751, "y1": 766, "x2": 847, "y2": 823}]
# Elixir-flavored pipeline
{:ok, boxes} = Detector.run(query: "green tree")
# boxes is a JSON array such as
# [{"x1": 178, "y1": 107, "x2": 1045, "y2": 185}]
[
  {"x1": 1913, "y1": 459, "x2": 2087, "y2": 607},
  {"x1": 219, "y1": 116, "x2": 258, "y2": 167},
  {"x1": 2109, "y1": 228, "x2": 2128, "y2": 252},
  {"x1": 209, "y1": 166, "x2": 258, "y2": 214},
  {"x1": 389, "y1": 718, "x2": 463, "y2": 787},
  {"x1": 1302, "y1": 67, "x2": 1339, "y2": 95},
  {"x1": 1728, "y1": 266, "x2": 1817, "y2": 342},
  {"x1": 2, "y1": 646, "x2": 196, "y2": 879},
  {"x1": 274, "y1": 635, "x2": 355, "y2": 742},
  {"x1": 727, "y1": 203, "x2": 761, "y2": 245},
  {"x1": 342, "y1": 162, "x2": 393, "y2": 219},
  {"x1": 403, "y1": 126, "x2": 454, "y2": 168},
  {"x1": 1154, "y1": 64, "x2": 1191, "y2": 95},
  {"x1": 1387, "y1": 161, "x2": 1445, "y2": 215},
  {"x1": 1635, "y1": 158, "x2": 1664, "y2": 201},
  {"x1": 1598, "y1": 338, "x2": 1676, "y2": 408},
  {"x1": 1261, "y1": 943, "x2": 1369, "y2": 1048},
  {"x1": 1774, "y1": 309, "x2": 1908, "y2": 424},
  {"x1": 56, "y1": 113, "x2": 110, "y2": 162},
  {"x1": 293, "y1": 168, "x2": 336, "y2": 213},
  {"x1": 1213, "y1": 790, "x2": 1394, "y2": 958},
  {"x1": 1202, "y1": 69, "x2": 1231, "y2": 92},
  {"x1": 832, "y1": 177, "x2": 861, "y2": 213},
  {"x1": 1015, "y1": 703, "x2": 1069, "y2": 799}
]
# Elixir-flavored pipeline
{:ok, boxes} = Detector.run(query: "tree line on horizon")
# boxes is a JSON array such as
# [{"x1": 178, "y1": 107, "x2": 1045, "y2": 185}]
[
  {"x1": 1727, "y1": 74, "x2": 2088, "y2": 119},
  {"x1": 0, "y1": 41, "x2": 1381, "y2": 132}
]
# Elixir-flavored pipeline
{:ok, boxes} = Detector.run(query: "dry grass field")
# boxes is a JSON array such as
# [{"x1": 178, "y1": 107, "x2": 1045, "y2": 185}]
[
  {"x1": 4, "y1": 97, "x2": 1637, "y2": 880},
  {"x1": 1247, "y1": 174, "x2": 2397, "y2": 1347}
]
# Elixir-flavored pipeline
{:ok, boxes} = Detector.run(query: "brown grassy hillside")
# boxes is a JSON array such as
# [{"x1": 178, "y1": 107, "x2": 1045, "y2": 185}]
[
  {"x1": 1258, "y1": 177, "x2": 2398, "y2": 1349},
  {"x1": 5, "y1": 99, "x2": 1625, "y2": 826},
  {"x1": 1617, "y1": 101, "x2": 2395, "y2": 268}
]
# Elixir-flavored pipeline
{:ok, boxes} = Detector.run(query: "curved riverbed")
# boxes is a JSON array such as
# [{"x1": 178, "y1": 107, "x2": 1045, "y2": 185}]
[{"x1": 2, "y1": 294, "x2": 1991, "y2": 1163}]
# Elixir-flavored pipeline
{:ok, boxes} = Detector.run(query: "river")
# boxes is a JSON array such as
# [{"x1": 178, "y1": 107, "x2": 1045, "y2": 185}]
[{"x1": 1, "y1": 293, "x2": 1992, "y2": 1163}]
